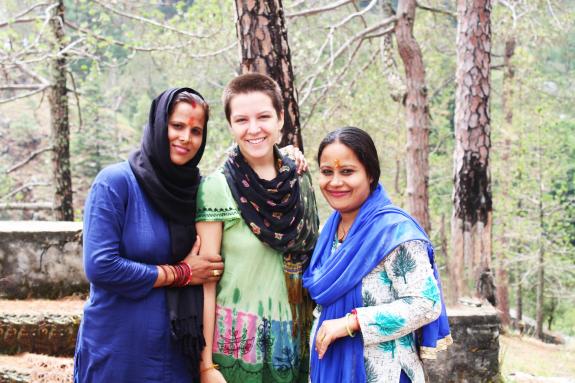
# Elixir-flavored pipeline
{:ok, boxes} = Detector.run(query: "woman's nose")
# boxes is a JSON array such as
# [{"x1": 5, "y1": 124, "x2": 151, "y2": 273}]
[
  {"x1": 247, "y1": 118, "x2": 259, "y2": 134},
  {"x1": 330, "y1": 173, "x2": 343, "y2": 186},
  {"x1": 180, "y1": 129, "x2": 191, "y2": 143}
]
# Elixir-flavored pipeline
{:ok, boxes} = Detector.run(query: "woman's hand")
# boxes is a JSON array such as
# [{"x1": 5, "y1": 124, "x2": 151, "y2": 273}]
[
  {"x1": 200, "y1": 367, "x2": 226, "y2": 383},
  {"x1": 281, "y1": 145, "x2": 308, "y2": 174},
  {"x1": 314, "y1": 317, "x2": 351, "y2": 359},
  {"x1": 183, "y1": 236, "x2": 224, "y2": 284}
]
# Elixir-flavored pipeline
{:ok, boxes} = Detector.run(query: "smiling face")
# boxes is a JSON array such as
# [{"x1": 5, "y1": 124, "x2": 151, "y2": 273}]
[
  {"x1": 319, "y1": 141, "x2": 373, "y2": 218},
  {"x1": 228, "y1": 91, "x2": 283, "y2": 167},
  {"x1": 167, "y1": 101, "x2": 206, "y2": 166}
]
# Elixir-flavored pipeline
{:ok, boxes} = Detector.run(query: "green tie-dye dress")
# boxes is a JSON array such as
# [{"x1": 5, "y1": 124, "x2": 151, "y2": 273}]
[{"x1": 196, "y1": 170, "x2": 307, "y2": 383}]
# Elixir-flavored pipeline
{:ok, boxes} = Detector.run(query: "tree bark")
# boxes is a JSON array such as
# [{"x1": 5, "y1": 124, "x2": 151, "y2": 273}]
[
  {"x1": 450, "y1": 0, "x2": 493, "y2": 300},
  {"x1": 49, "y1": 0, "x2": 74, "y2": 221},
  {"x1": 535, "y1": 122, "x2": 545, "y2": 340},
  {"x1": 496, "y1": 37, "x2": 515, "y2": 327},
  {"x1": 395, "y1": 0, "x2": 431, "y2": 233},
  {"x1": 234, "y1": 0, "x2": 303, "y2": 151}
]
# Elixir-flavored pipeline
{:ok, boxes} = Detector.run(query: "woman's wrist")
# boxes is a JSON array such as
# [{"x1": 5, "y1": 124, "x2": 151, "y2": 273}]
[{"x1": 351, "y1": 308, "x2": 361, "y2": 332}]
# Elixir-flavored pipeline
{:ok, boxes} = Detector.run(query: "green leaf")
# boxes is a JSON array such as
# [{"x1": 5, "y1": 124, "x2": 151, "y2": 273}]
[
  {"x1": 422, "y1": 276, "x2": 440, "y2": 306},
  {"x1": 399, "y1": 334, "x2": 414, "y2": 350},
  {"x1": 392, "y1": 245, "x2": 417, "y2": 284},
  {"x1": 378, "y1": 340, "x2": 396, "y2": 358},
  {"x1": 369, "y1": 312, "x2": 406, "y2": 336}
]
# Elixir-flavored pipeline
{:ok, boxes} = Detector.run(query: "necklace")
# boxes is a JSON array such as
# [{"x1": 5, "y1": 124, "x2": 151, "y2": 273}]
[{"x1": 338, "y1": 222, "x2": 349, "y2": 243}]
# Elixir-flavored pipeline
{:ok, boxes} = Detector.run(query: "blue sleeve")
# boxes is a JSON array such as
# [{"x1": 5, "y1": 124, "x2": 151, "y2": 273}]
[{"x1": 82, "y1": 168, "x2": 158, "y2": 300}]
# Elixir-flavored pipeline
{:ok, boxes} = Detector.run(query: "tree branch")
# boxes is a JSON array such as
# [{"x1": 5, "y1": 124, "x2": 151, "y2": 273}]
[
  {"x1": 299, "y1": 16, "x2": 398, "y2": 105},
  {"x1": 286, "y1": 0, "x2": 354, "y2": 18},
  {"x1": 0, "y1": 202, "x2": 53, "y2": 210},
  {"x1": 416, "y1": 2, "x2": 456, "y2": 19},
  {"x1": 0, "y1": 85, "x2": 50, "y2": 104},
  {"x1": 64, "y1": 20, "x2": 236, "y2": 55},
  {"x1": 92, "y1": 0, "x2": 217, "y2": 38},
  {"x1": 331, "y1": 0, "x2": 379, "y2": 29},
  {"x1": 6, "y1": 146, "x2": 54, "y2": 174},
  {"x1": 0, "y1": 181, "x2": 51, "y2": 201}
]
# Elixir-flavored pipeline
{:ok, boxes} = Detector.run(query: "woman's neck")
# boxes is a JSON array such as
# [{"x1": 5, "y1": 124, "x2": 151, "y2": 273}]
[
  {"x1": 339, "y1": 210, "x2": 359, "y2": 231},
  {"x1": 244, "y1": 153, "x2": 277, "y2": 180}
]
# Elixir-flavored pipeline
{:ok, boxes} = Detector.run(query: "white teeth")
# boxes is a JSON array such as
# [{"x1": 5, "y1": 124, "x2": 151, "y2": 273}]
[{"x1": 247, "y1": 137, "x2": 265, "y2": 144}]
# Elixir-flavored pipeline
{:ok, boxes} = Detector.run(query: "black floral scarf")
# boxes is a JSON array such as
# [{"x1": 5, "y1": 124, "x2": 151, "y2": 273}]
[{"x1": 223, "y1": 145, "x2": 319, "y2": 359}]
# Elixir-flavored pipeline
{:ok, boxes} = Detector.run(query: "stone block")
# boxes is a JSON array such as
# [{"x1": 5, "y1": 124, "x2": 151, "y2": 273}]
[{"x1": 0, "y1": 221, "x2": 87, "y2": 299}]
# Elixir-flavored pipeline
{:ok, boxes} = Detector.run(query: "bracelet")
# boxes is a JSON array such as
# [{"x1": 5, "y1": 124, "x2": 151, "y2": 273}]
[
  {"x1": 351, "y1": 308, "x2": 360, "y2": 330},
  {"x1": 200, "y1": 363, "x2": 219, "y2": 374},
  {"x1": 345, "y1": 313, "x2": 356, "y2": 338}
]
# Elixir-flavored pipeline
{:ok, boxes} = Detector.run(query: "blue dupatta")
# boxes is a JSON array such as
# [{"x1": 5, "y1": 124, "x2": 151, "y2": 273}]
[{"x1": 302, "y1": 184, "x2": 451, "y2": 382}]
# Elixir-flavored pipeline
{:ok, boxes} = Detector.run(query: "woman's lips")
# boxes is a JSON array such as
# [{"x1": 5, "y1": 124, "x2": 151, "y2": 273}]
[
  {"x1": 246, "y1": 137, "x2": 266, "y2": 145},
  {"x1": 172, "y1": 145, "x2": 190, "y2": 154},
  {"x1": 326, "y1": 190, "x2": 349, "y2": 198}
]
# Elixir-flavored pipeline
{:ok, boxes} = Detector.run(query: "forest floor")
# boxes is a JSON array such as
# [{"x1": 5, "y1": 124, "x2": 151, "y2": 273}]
[{"x1": 501, "y1": 333, "x2": 575, "y2": 382}]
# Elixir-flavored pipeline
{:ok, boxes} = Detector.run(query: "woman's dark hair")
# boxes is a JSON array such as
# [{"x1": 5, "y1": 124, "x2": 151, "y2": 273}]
[
  {"x1": 169, "y1": 91, "x2": 210, "y2": 129},
  {"x1": 317, "y1": 127, "x2": 380, "y2": 192}
]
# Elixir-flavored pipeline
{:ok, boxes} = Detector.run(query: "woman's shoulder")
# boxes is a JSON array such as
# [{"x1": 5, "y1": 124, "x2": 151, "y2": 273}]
[
  {"x1": 197, "y1": 168, "x2": 239, "y2": 221},
  {"x1": 92, "y1": 161, "x2": 133, "y2": 187}
]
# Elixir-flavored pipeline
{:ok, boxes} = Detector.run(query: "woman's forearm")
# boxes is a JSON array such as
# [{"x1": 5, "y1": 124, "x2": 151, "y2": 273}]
[{"x1": 201, "y1": 282, "x2": 217, "y2": 367}]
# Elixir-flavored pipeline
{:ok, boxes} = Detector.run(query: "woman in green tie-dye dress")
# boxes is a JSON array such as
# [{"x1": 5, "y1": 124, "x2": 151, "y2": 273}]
[{"x1": 195, "y1": 73, "x2": 318, "y2": 383}]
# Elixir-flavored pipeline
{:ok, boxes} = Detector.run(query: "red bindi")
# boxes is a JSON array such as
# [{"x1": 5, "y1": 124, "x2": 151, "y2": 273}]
[
  {"x1": 188, "y1": 117, "x2": 196, "y2": 126},
  {"x1": 190, "y1": 100, "x2": 197, "y2": 108}
]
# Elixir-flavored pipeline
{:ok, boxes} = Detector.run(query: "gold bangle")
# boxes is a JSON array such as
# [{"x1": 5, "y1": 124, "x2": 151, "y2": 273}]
[
  {"x1": 200, "y1": 363, "x2": 219, "y2": 374},
  {"x1": 345, "y1": 313, "x2": 356, "y2": 338}
]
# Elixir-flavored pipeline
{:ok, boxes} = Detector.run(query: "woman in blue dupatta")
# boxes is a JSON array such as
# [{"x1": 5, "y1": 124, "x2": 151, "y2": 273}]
[{"x1": 302, "y1": 127, "x2": 451, "y2": 383}]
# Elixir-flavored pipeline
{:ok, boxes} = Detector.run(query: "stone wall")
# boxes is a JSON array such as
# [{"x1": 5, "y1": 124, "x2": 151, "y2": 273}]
[
  {"x1": 0, "y1": 222, "x2": 503, "y2": 382},
  {"x1": 425, "y1": 304, "x2": 501, "y2": 383},
  {"x1": 0, "y1": 221, "x2": 87, "y2": 299}
]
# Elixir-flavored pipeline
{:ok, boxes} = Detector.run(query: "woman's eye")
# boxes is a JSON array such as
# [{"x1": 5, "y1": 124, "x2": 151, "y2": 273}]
[
  {"x1": 320, "y1": 169, "x2": 333, "y2": 176},
  {"x1": 341, "y1": 169, "x2": 354, "y2": 175},
  {"x1": 234, "y1": 118, "x2": 247, "y2": 124},
  {"x1": 192, "y1": 128, "x2": 202, "y2": 136}
]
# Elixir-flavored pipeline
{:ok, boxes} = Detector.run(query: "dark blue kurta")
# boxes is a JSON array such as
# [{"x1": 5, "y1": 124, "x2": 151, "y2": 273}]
[{"x1": 74, "y1": 162, "x2": 193, "y2": 382}]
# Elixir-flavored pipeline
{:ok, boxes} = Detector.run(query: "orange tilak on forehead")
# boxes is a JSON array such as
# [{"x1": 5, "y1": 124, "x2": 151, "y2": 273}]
[{"x1": 333, "y1": 159, "x2": 342, "y2": 169}]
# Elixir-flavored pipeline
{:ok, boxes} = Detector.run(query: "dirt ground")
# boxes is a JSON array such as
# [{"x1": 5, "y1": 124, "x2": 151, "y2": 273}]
[{"x1": 501, "y1": 333, "x2": 575, "y2": 383}]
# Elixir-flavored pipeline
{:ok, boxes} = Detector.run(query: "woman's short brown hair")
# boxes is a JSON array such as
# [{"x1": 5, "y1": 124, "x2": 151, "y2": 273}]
[{"x1": 222, "y1": 73, "x2": 283, "y2": 123}]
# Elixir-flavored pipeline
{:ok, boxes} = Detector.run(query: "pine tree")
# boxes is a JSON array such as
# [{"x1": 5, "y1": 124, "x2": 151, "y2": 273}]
[
  {"x1": 422, "y1": 277, "x2": 440, "y2": 306},
  {"x1": 364, "y1": 357, "x2": 378, "y2": 383},
  {"x1": 369, "y1": 312, "x2": 406, "y2": 336},
  {"x1": 378, "y1": 340, "x2": 397, "y2": 358},
  {"x1": 399, "y1": 334, "x2": 414, "y2": 350},
  {"x1": 379, "y1": 270, "x2": 393, "y2": 292},
  {"x1": 392, "y1": 246, "x2": 416, "y2": 283},
  {"x1": 363, "y1": 290, "x2": 377, "y2": 307}
]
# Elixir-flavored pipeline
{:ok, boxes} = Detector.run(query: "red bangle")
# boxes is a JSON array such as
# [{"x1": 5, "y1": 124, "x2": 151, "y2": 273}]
[{"x1": 351, "y1": 309, "x2": 360, "y2": 330}]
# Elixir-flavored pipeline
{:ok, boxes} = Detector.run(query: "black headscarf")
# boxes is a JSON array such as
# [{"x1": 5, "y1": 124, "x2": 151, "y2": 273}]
[{"x1": 128, "y1": 87, "x2": 207, "y2": 381}]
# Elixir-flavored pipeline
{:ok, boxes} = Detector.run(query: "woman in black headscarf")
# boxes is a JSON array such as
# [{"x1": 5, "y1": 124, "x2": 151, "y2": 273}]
[{"x1": 74, "y1": 88, "x2": 224, "y2": 383}]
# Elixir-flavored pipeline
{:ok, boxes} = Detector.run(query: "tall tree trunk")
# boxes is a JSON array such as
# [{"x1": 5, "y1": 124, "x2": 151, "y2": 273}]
[
  {"x1": 515, "y1": 262, "x2": 522, "y2": 322},
  {"x1": 49, "y1": 0, "x2": 73, "y2": 221},
  {"x1": 234, "y1": 0, "x2": 303, "y2": 151},
  {"x1": 496, "y1": 37, "x2": 516, "y2": 327},
  {"x1": 450, "y1": 0, "x2": 493, "y2": 300},
  {"x1": 535, "y1": 122, "x2": 545, "y2": 340},
  {"x1": 395, "y1": 0, "x2": 431, "y2": 233}
]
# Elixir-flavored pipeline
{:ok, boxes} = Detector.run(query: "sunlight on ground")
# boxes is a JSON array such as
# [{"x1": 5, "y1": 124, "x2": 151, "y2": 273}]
[{"x1": 500, "y1": 333, "x2": 575, "y2": 382}]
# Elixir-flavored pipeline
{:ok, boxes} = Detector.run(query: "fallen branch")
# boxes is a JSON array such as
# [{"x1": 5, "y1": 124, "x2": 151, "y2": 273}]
[
  {"x1": 0, "y1": 202, "x2": 53, "y2": 210},
  {"x1": 6, "y1": 146, "x2": 53, "y2": 174}
]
